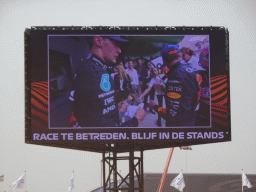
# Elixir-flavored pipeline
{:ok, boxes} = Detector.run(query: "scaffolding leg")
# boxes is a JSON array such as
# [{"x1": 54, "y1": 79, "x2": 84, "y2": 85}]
[{"x1": 102, "y1": 147, "x2": 144, "y2": 192}]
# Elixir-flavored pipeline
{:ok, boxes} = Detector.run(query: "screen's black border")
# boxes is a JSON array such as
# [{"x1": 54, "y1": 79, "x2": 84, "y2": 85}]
[{"x1": 25, "y1": 26, "x2": 230, "y2": 152}]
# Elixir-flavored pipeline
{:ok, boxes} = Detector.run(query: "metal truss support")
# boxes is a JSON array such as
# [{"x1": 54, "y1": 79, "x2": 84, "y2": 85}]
[{"x1": 102, "y1": 148, "x2": 144, "y2": 192}]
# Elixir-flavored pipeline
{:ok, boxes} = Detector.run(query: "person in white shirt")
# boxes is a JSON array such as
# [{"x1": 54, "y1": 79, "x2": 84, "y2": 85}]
[
  {"x1": 137, "y1": 67, "x2": 166, "y2": 127},
  {"x1": 125, "y1": 60, "x2": 139, "y2": 101},
  {"x1": 180, "y1": 47, "x2": 204, "y2": 71}
]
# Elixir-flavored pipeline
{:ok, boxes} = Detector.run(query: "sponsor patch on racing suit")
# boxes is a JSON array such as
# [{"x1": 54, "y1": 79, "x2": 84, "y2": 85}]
[
  {"x1": 158, "y1": 61, "x2": 199, "y2": 127},
  {"x1": 71, "y1": 54, "x2": 138, "y2": 127}
]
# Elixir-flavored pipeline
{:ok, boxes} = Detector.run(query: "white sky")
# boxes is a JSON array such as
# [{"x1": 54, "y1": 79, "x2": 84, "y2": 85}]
[{"x1": 0, "y1": 0, "x2": 255, "y2": 191}]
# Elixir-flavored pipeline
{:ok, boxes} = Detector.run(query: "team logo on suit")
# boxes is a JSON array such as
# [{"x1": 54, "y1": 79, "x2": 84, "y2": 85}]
[{"x1": 100, "y1": 74, "x2": 111, "y2": 91}]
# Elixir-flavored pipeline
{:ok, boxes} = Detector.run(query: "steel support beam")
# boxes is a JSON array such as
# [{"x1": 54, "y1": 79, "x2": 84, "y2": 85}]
[{"x1": 102, "y1": 147, "x2": 144, "y2": 192}]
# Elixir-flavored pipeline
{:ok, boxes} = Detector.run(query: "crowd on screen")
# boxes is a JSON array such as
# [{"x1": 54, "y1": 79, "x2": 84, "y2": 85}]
[
  {"x1": 68, "y1": 35, "x2": 210, "y2": 128},
  {"x1": 111, "y1": 46, "x2": 210, "y2": 127}
]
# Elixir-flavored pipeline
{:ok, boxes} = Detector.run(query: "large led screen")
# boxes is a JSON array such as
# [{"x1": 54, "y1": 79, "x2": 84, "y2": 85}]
[{"x1": 25, "y1": 27, "x2": 230, "y2": 152}]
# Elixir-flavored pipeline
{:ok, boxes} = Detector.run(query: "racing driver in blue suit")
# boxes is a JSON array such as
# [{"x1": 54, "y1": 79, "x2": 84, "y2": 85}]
[{"x1": 72, "y1": 36, "x2": 146, "y2": 127}]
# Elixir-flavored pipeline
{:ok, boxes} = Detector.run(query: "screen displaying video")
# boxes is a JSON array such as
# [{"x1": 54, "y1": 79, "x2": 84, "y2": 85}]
[
  {"x1": 47, "y1": 35, "x2": 212, "y2": 129},
  {"x1": 26, "y1": 27, "x2": 230, "y2": 151}
]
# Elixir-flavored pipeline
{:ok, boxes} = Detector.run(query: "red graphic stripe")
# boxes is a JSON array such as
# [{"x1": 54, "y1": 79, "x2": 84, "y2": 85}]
[
  {"x1": 32, "y1": 87, "x2": 48, "y2": 98},
  {"x1": 211, "y1": 103, "x2": 228, "y2": 109},
  {"x1": 211, "y1": 106, "x2": 228, "y2": 113},
  {"x1": 211, "y1": 74, "x2": 226, "y2": 79},
  {"x1": 211, "y1": 90, "x2": 227, "y2": 101},
  {"x1": 32, "y1": 82, "x2": 48, "y2": 89},
  {"x1": 215, "y1": 98, "x2": 228, "y2": 105},
  {"x1": 212, "y1": 117, "x2": 228, "y2": 127},
  {"x1": 211, "y1": 78, "x2": 227, "y2": 89},
  {"x1": 211, "y1": 83, "x2": 227, "y2": 94},
  {"x1": 31, "y1": 97, "x2": 48, "y2": 112},
  {"x1": 210, "y1": 75, "x2": 226, "y2": 82},
  {"x1": 31, "y1": 90, "x2": 48, "y2": 105},
  {"x1": 32, "y1": 82, "x2": 48, "y2": 88},
  {"x1": 211, "y1": 111, "x2": 228, "y2": 119},
  {"x1": 31, "y1": 108, "x2": 48, "y2": 122},
  {"x1": 32, "y1": 84, "x2": 48, "y2": 93}
]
